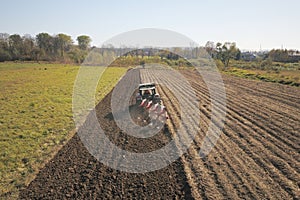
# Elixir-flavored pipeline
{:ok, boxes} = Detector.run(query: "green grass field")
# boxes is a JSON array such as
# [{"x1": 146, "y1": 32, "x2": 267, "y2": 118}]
[
  {"x1": 0, "y1": 62, "x2": 127, "y2": 198},
  {"x1": 224, "y1": 67, "x2": 300, "y2": 86},
  {"x1": 221, "y1": 60, "x2": 300, "y2": 87}
]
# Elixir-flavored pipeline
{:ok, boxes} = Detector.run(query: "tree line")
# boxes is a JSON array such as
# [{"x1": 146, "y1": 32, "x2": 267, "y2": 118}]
[
  {"x1": 0, "y1": 33, "x2": 91, "y2": 63},
  {"x1": 0, "y1": 33, "x2": 299, "y2": 66},
  {"x1": 205, "y1": 41, "x2": 300, "y2": 67},
  {"x1": 268, "y1": 49, "x2": 300, "y2": 63}
]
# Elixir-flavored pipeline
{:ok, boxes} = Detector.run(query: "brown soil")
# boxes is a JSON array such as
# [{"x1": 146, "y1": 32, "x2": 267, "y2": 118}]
[
  {"x1": 20, "y1": 68, "x2": 300, "y2": 199},
  {"x1": 19, "y1": 69, "x2": 193, "y2": 199}
]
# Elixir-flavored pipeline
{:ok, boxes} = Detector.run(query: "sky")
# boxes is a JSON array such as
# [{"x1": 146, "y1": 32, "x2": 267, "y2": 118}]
[{"x1": 1, "y1": 0, "x2": 299, "y2": 51}]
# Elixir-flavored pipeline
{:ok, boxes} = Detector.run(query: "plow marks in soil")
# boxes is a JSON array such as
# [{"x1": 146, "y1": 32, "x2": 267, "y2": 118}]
[{"x1": 20, "y1": 68, "x2": 299, "y2": 199}]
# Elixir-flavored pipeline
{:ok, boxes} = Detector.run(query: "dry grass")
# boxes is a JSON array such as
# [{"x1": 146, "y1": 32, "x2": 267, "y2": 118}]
[{"x1": 0, "y1": 62, "x2": 127, "y2": 198}]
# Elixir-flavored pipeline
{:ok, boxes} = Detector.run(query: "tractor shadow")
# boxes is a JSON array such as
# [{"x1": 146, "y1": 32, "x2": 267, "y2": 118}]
[{"x1": 104, "y1": 103, "x2": 151, "y2": 127}]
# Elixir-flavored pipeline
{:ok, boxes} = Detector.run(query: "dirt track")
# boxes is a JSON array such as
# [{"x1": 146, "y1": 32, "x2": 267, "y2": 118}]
[{"x1": 20, "y1": 68, "x2": 299, "y2": 199}]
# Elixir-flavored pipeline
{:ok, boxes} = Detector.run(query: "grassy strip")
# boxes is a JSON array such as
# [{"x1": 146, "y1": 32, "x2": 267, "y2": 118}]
[
  {"x1": 0, "y1": 62, "x2": 127, "y2": 198},
  {"x1": 224, "y1": 67, "x2": 300, "y2": 87}
]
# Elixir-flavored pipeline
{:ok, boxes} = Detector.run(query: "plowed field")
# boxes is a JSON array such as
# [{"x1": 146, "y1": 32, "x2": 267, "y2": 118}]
[{"x1": 20, "y1": 68, "x2": 300, "y2": 199}]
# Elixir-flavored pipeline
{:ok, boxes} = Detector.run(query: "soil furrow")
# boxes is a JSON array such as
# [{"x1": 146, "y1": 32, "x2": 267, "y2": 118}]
[{"x1": 20, "y1": 68, "x2": 299, "y2": 200}]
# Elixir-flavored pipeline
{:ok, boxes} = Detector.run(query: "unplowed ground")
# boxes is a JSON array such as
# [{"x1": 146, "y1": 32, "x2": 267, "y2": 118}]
[{"x1": 20, "y1": 68, "x2": 299, "y2": 199}]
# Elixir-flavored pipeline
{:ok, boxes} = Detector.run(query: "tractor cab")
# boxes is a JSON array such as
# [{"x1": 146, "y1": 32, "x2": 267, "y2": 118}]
[{"x1": 136, "y1": 83, "x2": 160, "y2": 103}]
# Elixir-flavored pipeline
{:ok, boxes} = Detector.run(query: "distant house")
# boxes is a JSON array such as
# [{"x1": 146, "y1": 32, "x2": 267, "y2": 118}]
[
  {"x1": 288, "y1": 50, "x2": 300, "y2": 57},
  {"x1": 241, "y1": 52, "x2": 257, "y2": 61}
]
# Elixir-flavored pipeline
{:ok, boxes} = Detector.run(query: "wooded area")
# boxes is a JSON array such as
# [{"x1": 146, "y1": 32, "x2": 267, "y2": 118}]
[
  {"x1": 0, "y1": 33, "x2": 299, "y2": 65},
  {"x1": 0, "y1": 33, "x2": 91, "y2": 63}
]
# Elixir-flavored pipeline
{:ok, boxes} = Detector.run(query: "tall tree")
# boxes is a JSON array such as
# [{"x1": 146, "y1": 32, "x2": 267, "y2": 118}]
[
  {"x1": 56, "y1": 33, "x2": 73, "y2": 57},
  {"x1": 205, "y1": 41, "x2": 215, "y2": 57},
  {"x1": 77, "y1": 35, "x2": 91, "y2": 50},
  {"x1": 216, "y1": 42, "x2": 240, "y2": 68},
  {"x1": 36, "y1": 33, "x2": 54, "y2": 58},
  {"x1": 0, "y1": 33, "x2": 11, "y2": 61},
  {"x1": 22, "y1": 34, "x2": 35, "y2": 60},
  {"x1": 9, "y1": 34, "x2": 23, "y2": 60},
  {"x1": 0, "y1": 33, "x2": 10, "y2": 54}
]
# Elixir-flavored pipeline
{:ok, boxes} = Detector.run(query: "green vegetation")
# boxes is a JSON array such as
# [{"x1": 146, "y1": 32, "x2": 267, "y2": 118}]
[
  {"x1": 215, "y1": 42, "x2": 241, "y2": 68},
  {"x1": 0, "y1": 62, "x2": 127, "y2": 198},
  {"x1": 223, "y1": 60, "x2": 300, "y2": 86},
  {"x1": 0, "y1": 33, "x2": 91, "y2": 63}
]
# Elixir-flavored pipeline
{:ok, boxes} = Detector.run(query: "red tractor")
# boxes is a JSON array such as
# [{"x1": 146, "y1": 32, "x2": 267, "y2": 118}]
[
  {"x1": 136, "y1": 83, "x2": 161, "y2": 104},
  {"x1": 136, "y1": 83, "x2": 168, "y2": 122}
]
